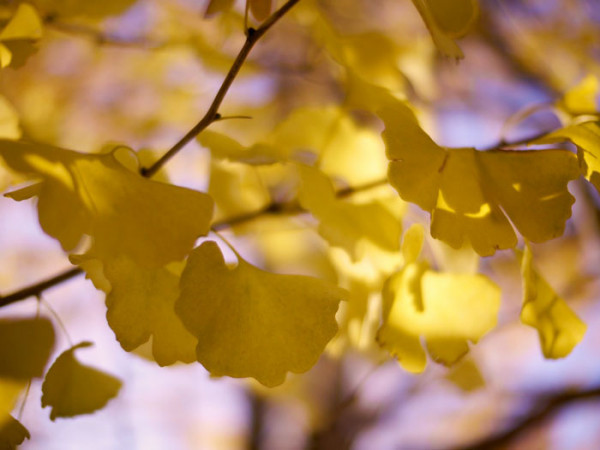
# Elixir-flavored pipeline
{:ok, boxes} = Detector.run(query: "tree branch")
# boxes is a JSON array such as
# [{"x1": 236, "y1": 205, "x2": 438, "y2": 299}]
[
  {"x1": 141, "y1": 0, "x2": 302, "y2": 178},
  {"x1": 456, "y1": 386, "x2": 600, "y2": 450}
]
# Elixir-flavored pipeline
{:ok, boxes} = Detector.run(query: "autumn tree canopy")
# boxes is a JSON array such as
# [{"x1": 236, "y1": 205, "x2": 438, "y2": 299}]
[{"x1": 0, "y1": 0, "x2": 599, "y2": 448}]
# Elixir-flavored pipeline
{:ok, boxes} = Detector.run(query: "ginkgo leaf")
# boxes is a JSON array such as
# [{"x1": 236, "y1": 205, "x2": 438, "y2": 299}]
[
  {"x1": 0, "y1": 318, "x2": 54, "y2": 380},
  {"x1": 559, "y1": 75, "x2": 599, "y2": 115},
  {"x1": 248, "y1": 0, "x2": 272, "y2": 21},
  {"x1": 378, "y1": 266, "x2": 500, "y2": 372},
  {"x1": 535, "y1": 121, "x2": 600, "y2": 192},
  {"x1": 0, "y1": 3, "x2": 43, "y2": 41},
  {"x1": 41, "y1": 342, "x2": 122, "y2": 420},
  {"x1": 380, "y1": 102, "x2": 580, "y2": 256},
  {"x1": 0, "y1": 141, "x2": 213, "y2": 267},
  {"x1": 205, "y1": 0, "x2": 235, "y2": 17},
  {"x1": 411, "y1": 0, "x2": 478, "y2": 59},
  {"x1": 377, "y1": 226, "x2": 500, "y2": 372},
  {"x1": 199, "y1": 130, "x2": 280, "y2": 165},
  {"x1": 519, "y1": 245, "x2": 586, "y2": 359},
  {"x1": 445, "y1": 358, "x2": 485, "y2": 392},
  {"x1": 101, "y1": 256, "x2": 197, "y2": 366},
  {"x1": 0, "y1": 415, "x2": 30, "y2": 449},
  {"x1": 0, "y1": 96, "x2": 20, "y2": 139},
  {"x1": 175, "y1": 241, "x2": 346, "y2": 387},
  {"x1": 296, "y1": 164, "x2": 401, "y2": 259}
]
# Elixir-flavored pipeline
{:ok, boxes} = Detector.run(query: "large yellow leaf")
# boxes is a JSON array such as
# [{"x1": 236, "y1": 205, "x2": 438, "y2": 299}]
[
  {"x1": 175, "y1": 241, "x2": 346, "y2": 387},
  {"x1": 0, "y1": 141, "x2": 213, "y2": 267},
  {"x1": 41, "y1": 342, "x2": 122, "y2": 420},
  {"x1": 380, "y1": 103, "x2": 580, "y2": 256},
  {"x1": 520, "y1": 245, "x2": 586, "y2": 359},
  {"x1": 297, "y1": 164, "x2": 401, "y2": 258},
  {"x1": 102, "y1": 256, "x2": 197, "y2": 366},
  {"x1": 377, "y1": 225, "x2": 500, "y2": 372}
]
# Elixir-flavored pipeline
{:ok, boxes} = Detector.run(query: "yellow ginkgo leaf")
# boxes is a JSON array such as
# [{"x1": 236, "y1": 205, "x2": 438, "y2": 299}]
[
  {"x1": 560, "y1": 75, "x2": 599, "y2": 115},
  {"x1": 100, "y1": 256, "x2": 197, "y2": 366},
  {"x1": 411, "y1": 0, "x2": 478, "y2": 58},
  {"x1": 297, "y1": 164, "x2": 401, "y2": 259},
  {"x1": 199, "y1": 131, "x2": 281, "y2": 165},
  {"x1": 0, "y1": 416, "x2": 30, "y2": 449},
  {"x1": 444, "y1": 358, "x2": 485, "y2": 392},
  {"x1": 520, "y1": 245, "x2": 586, "y2": 359},
  {"x1": 0, "y1": 318, "x2": 54, "y2": 380},
  {"x1": 0, "y1": 96, "x2": 20, "y2": 139},
  {"x1": 34, "y1": 0, "x2": 137, "y2": 19},
  {"x1": 378, "y1": 265, "x2": 500, "y2": 373},
  {"x1": 536, "y1": 121, "x2": 600, "y2": 192},
  {"x1": 41, "y1": 342, "x2": 122, "y2": 420},
  {"x1": 378, "y1": 228, "x2": 500, "y2": 372},
  {"x1": 248, "y1": 0, "x2": 272, "y2": 21},
  {"x1": 0, "y1": 3, "x2": 43, "y2": 41},
  {"x1": 0, "y1": 141, "x2": 213, "y2": 267},
  {"x1": 175, "y1": 241, "x2": 346, "y2": 387},
  {"x1": 380, "y1": 102, "x2": 580, "y2": 256}
]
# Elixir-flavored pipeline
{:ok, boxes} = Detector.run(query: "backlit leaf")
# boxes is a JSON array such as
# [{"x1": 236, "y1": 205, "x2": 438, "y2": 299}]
[
  {"x1": 41, "y1": 342, "x2": 122, "y2": 420},
  {"x1": 0, "y1": 3, "x2": 43, "y2": 41},
  {"x1": 297, "y1": 164, "x2": 401, "y2": 258},
  {"x1": 380, "y1": 102, "x2": 580, "y2": 256},
  {"x1": 175, "y1": 241, "x2": 346, "y2": 387},
  {"x1": 34, "y1": 0, "x2": 137, "y2": 19},
  {"x1": 205, "y1": 0, "x2": 235, "y2": 17},
  {"x1": 377, "y1": 227, "x2": 500, "y2": 372},
  {"x1": 0, "y1": 141, "x2": 213, "y2": 267},
  {"x1": 248, "y1": 0, "x2": 272, "y2": 21},
  {"x1": 520, "y1": 245, "x2": 586, "y2": 358}
]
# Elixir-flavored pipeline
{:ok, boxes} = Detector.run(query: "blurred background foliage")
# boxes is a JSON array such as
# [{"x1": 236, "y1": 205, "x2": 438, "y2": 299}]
[{"x1": 1, "y1": 0, "x2": 600, "y2": 449}]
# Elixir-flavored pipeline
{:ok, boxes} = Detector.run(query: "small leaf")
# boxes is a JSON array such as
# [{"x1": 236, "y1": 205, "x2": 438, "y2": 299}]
[
  {"x1": 175, "y1": 241, "x2": 346, "y2": 387},
  {"x1": 380, "y1": 102, "x2": 580, "y2": 256},
  {"x1": 445, "y1": 358, "x2": 485, "y2": 392},
  {"x1": 41, "y1": 342, "x2": 122, "y2": 420},
  {"x1": 519, "y1": 245, "x2": 586, "y2": 358},
  {"x1": 0, "y1": 318, "x2": 54, "y2": 380},
  {"x1": 205, "y1": 0, "x2": 235, "y2": 17},
  {"x1": 0, "y1": 4, "x2": 43, "y2": 41},
  {"x1": 0, "y1": 415, "x2": 30, "y2": 449}
]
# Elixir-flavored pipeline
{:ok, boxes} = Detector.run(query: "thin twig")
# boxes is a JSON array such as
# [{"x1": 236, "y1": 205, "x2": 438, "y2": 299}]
[{"x1": 141, "y1": 0, "x2": 302, "y2": 178}]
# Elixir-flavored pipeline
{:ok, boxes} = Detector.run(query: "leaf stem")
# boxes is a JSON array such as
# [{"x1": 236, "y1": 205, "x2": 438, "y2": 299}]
[{"x1": 141, "y1": 0, "x2": 302, "y2": 178}]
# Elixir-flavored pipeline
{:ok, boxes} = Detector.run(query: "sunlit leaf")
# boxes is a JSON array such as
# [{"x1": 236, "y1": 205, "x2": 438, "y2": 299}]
[
  {"x1": 377, "y1": 227, "x2": 500, "y2": 372},
  {"x1": 560, "y1": 75, "x2": 599, "y2": 115},
  {"x1": 205, "y1": 0, "x2": 235, "y2": 17},
  {"x1": 34, "y1": 0, "x2": 137, "y2": 19},
  {"x1": 380, "y1": 102, "x2": 580, "y2": 256},
  {"x1": 0, "y1": 97, "x2": 20, "y2": 139},
  {"x1": 175, "y1": 240, "x2": 346, "y2": 387},
  {"x1": 0, "y1": 4, "x2": 43, "y2": 41},
  {"x1": 297, "y1": 164, "x2": 401, "y2": 259},
  {"x1": 0, "y1": 415, "x2": 30, "y2": 449},
  {"x1": 41, "y1": 342, "x2": 122, "y2": 420},
  {"x1": 0, "y1": 318, "x2": 54, "y2": 380},
  {"x1": 519, "y1": 245, "x2": 586, "y2": 358},
  {"x1": 0, "y1": 141, "x2": 213, "y2": 267}
]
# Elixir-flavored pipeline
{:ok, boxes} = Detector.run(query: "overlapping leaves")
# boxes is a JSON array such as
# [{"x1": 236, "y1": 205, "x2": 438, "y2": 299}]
[{"x1": 380, "y1": 102, "x2": 580, "y2": 256}]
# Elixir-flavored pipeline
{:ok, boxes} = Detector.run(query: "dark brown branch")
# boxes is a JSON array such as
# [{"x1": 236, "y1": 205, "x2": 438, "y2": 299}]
[
  {"x1": 141, "y1": 0, "x2": 302, "y2": 178},
  {"x1": 456, "y1": 386, "x2": 600, "y2": 450}
]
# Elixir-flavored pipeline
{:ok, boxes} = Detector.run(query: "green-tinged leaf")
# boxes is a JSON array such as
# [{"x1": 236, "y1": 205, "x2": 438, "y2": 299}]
[
  {"x1": 520, "y1": 245, "x2": 586, "y2": 358},
  {"x1": 380, "y1": 102, "x2": 580, "y2": 256},
  {"x1": 0, "y1": 415, "x2": 30, "y2": 449},
  {"x1": 175, "y1": 241, "x2": 346, "y2": 387},
  {"x1": 0, "y1": 318, "x2": 54, "y2": 380},
  {"x1": 0, "y1": 141, "x2": 213, "y2": 267},
  {"x1": 297, "y1": 164, "x2": 401, "y2": 259},
  {"x1": 41, "y1": 342, "x2": 122, "y2": 420}
]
